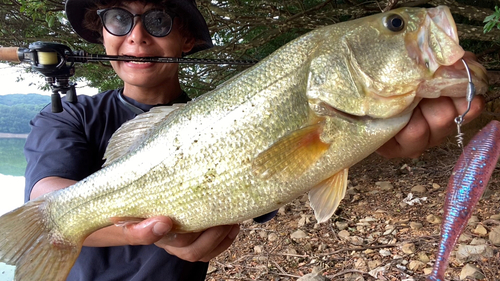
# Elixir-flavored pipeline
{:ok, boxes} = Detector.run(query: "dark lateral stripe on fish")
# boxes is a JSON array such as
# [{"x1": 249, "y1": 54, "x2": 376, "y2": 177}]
[{"x1": 427, "y1": 120, "x2": 500, "y2": 281}]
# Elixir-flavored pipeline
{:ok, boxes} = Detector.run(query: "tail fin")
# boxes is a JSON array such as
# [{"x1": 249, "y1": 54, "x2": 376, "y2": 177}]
[{"x1": 0, "y1": 199, "x2": 82, "y2": 281}]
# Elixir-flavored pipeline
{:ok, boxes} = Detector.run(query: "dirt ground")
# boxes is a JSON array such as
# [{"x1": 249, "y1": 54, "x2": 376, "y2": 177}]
[{"x1": 206, "y1": 117, "x2": 500, "y2": 281}]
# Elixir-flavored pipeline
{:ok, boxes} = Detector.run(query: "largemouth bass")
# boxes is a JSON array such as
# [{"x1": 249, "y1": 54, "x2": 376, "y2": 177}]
[
  {"x1": 0, "y1": 6, "x2": 488, "y2": 281},
  {"x1": 427, "y1": 120, "x2": 500, "y2": 281}
]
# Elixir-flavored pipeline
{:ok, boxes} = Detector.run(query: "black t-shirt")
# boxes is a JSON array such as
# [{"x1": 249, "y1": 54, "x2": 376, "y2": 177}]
[{"x1": 24, "y1": 89, "x2": 209, "y2": 281}]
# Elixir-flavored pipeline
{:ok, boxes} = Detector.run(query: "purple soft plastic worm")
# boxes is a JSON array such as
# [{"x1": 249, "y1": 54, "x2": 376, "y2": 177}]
[{"x1": 427, "y1": 120, "x2": 500, "y2": 280}]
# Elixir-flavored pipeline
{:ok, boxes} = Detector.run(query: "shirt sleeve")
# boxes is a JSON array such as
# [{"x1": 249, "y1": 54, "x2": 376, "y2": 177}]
[{"x1": 24, "y1": 104, "x2": 97, "y2": 202}]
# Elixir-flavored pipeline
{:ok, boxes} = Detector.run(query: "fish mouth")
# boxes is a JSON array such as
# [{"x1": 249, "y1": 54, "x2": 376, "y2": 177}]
[
  {"x1": 409, "y1": 6, "x2": 465, "y2": 73},
  {"x1": 410, "y1": 6, "x2": 489, "y2": 98},
  {"x1": 416, "y1": 54, "x2": 489, "y2": 98}
]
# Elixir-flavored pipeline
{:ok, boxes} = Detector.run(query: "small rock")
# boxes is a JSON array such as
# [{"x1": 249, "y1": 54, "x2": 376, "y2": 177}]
[
  {"x1": 411, "y1": 185, "x2": 427, "y2": 193},
  {"x1": 285, "y1": 247, "x2": 297, "y2": 256},
  {"x1": 488, "y1": 225, "x2": 500, "y2": 246},
  {"x1": 291, "y1": 230, "x2": 307, "y2": 239},
  {"x1": 379, "y1": 249, "x2": 392, "y2": 257},
  {"x1": 470, "y1": 238, "x2": 487, "y2": 245},
  {"x1": 367, "y1": 260, "x2": 382, "y2": 270},
  {"x1": 458, "y1": 233, "x2": 472, "y2": 243},
  {"x1": 268, "y1": 233, "x2": 278, "y2": 241},
  {"x1": 460, "y1": 264, "x2": 485, "y2": 280},
  {"x1": 376, "y1": 181, "x2": 393, "y2": 191},
  {"x1": 359, "y1": 216, "x2": 377, "y2": 223},
  {"x1": 432, "y1": 183, "x2": 441, "y2": 189},
  {"x1": 426, "y1": 214, "x2": 442, "y2": 224},
  {"x1": 408, "y1": 260, "x2": 425, "y2": 271},
  {"x1": 383, "y1": 225, "x2": 395, "y2": 235},
  {"x1": 338, "y1": 230, "x2": 350, "y2": 239},
  {"x1": 298, "y1": 214, "x2": 311, "y2": 227},
  {"x1": 456, "y1": 244, "x2": 493, "y2": 262},
  {"x1": 489, "y1": 214, "x2": 500, "y2": 220},
  {"x1": 297, "y1": 266, "x2": 329, "y2": 281},
  {"x1": 354, "y1": 258, "x2": 368, "y2": 271},
  {"x1": 278, "y1": 206, "x2": 288, "y2": 215},
  {"x1": 259, "y1": 230, "x2": 268, "y2": 239},
  {"x1": 401, "y1": 243, "x2": 416, "y2": 254},
  {"x1": 472, "y1": 224, "x2": 488, "y2": 236},
  {"x1": 349, "y1": 236, "x2": 364, "y2": 246},
  {"x1": 423, "y1": 267, "x2": 433, "y2": 275},
  {"x1": 409, "y1": 222, "x2": 423, "y2": 230},
  {"x1": 336, "y1": 221, "x2": 348, "y2": 230},
  {"x1": 254, "y1": 245, "x2": 264, "y2": 254},
  {"x1": 418, "y1": 252, "x2": 430, "y2": 263},
  {"x1": 467, "y1": 215, "x2": 479, "y2": 226},
  {"x1": 207, "y1": 265, "x2": 217, "y2": 274}
]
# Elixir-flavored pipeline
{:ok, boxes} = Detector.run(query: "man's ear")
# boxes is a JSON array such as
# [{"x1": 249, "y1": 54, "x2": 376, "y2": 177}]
[{"x1": 182, "y1": 36, "x2": 196, "y2": 54}]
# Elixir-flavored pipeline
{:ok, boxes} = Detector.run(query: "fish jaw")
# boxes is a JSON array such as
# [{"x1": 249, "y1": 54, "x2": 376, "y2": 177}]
[
  {"x1": 416, "y1": 54, "x2": 489, "y2": 98},
  {"x1": 407, "y1": 6, "x2": 489, "y2": 99},
  {"x1": 406, "y1": 6, "x2": 463, "y2": 73}
]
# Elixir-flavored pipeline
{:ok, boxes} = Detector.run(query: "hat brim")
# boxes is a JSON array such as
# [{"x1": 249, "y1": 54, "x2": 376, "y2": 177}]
[{"x1": 65, "y1": 0, "x2": 213, "y2": 55}]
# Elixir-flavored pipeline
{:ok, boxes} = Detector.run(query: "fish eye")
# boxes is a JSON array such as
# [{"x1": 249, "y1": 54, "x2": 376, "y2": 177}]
[{"x1": 384, "y1": 14, "x2": 405, "y2": 32}]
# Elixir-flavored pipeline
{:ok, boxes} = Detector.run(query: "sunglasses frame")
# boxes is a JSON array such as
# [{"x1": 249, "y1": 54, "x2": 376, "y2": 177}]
[{"x1": 97, "y1": 7, "x2": 177, "y2": 38}]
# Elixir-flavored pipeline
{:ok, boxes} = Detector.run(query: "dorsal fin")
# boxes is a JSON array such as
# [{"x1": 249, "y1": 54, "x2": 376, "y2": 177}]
[{"x1": 103, "y1": 104, "x2": 185, "y2": 166}]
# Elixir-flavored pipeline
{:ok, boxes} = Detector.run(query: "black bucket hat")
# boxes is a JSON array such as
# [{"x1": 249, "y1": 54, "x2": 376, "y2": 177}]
[{"x1": 65, "y1": 0, "x2": 214, "y2": 55}]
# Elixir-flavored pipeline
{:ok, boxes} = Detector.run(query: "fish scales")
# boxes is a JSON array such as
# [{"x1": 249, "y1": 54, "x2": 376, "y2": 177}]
[{"x1": 0, "y1": 6, "x2": 489, "y2": 280}]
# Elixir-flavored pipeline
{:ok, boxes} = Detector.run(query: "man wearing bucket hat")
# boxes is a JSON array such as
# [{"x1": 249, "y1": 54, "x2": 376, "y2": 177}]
[{"x1": 24, "y1": 0, "x2": 243, "y2": 280}]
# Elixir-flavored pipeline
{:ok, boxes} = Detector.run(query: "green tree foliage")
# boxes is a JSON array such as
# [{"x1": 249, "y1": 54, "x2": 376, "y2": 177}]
[
  {"x1": 0, "y1": 94, "x2": 50, "y2": 133},
  {"x1": 0, "y1": 0, "x2": 499, "y2": 98},
  {"x1": 484, "y1": 6, "x2": 500, "y2": 33}
]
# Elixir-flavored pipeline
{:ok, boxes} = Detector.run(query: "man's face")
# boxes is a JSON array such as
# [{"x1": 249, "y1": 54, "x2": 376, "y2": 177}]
[{"x1": 102, "y1": 1, "x2": 194, "y2": 91}]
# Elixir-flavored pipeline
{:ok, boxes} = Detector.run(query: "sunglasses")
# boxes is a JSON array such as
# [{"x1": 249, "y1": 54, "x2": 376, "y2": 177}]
[{"x1": 97, "y1": 7, "x2": 176, "y2": 38}]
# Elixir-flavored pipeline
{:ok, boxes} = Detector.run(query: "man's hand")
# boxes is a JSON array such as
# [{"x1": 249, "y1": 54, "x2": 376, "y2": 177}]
[
  {"x1": 120, "y1": 216, "x2": 240, "y2": 262},
  {"x1": 376, "y1": 95, "x2": 485, "y2": 158}
]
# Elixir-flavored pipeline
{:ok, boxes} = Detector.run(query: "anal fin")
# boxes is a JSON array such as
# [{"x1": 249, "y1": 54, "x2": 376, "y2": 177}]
[{"x1": 308, "y1": 168, "x2": 349, "y2": 223}]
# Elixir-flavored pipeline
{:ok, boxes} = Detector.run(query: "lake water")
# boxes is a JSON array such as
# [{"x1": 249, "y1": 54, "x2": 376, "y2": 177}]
[{"x1": 0, "y1": 138, "x2": 27, "y2": 281}]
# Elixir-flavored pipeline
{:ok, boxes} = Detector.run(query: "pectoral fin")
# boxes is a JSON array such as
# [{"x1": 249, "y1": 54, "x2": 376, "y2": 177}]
[
  {"x1": 309, "y1": 168, "x2": 349, "y2": 223},
  {"x1": 252, "y1": 122, "x2": 330, "y2": 180}
]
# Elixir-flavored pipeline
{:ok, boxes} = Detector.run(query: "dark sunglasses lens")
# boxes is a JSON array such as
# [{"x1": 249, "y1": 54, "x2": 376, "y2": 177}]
[
  {"x1": 102, "y1": 9, "x2": 133, "y2": 36},
  {"x1": 143, "y1": 10, "x2": 173, "y2": 37}
]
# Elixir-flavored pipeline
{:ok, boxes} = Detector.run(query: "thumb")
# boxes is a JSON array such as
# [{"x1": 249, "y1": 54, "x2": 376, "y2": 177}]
[{"x1": 124, "y1": 216, "x2": 174, "y2": 245}]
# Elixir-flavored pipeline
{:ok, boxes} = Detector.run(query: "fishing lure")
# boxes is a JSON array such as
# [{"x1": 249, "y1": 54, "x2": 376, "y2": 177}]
[{"x1": 427, "y1": 119, "x2": 500, "y2": 280}]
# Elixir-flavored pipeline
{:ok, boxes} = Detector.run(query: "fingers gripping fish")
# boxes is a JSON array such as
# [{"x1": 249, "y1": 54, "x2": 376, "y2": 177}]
[
  {"x1": 427, "y1": 120, "x2": 500, "y2": 281},
  {"x1": 0, "y1": 6, "x2": 488, "y2": 280}
]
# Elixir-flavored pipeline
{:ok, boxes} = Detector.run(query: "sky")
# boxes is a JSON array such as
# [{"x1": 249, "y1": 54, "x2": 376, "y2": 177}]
[{"x1": 0, "y1": 63, "x2": 98, "y2": 96}]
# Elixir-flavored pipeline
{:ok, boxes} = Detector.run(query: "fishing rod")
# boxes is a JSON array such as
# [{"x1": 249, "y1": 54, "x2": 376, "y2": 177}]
[{"x1": 0, "y1": 41, "x2": 258, "y2": 113}]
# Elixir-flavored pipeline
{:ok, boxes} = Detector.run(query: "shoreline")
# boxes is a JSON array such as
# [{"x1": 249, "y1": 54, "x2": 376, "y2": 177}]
[{"x1": 0, "y1": 133, "x2": 28, "y2": 139}]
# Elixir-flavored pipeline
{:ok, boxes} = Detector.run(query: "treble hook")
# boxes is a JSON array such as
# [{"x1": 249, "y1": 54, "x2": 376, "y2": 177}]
[{"x1": 454, "y1": 59, "x2": 476, "y2": 149}]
